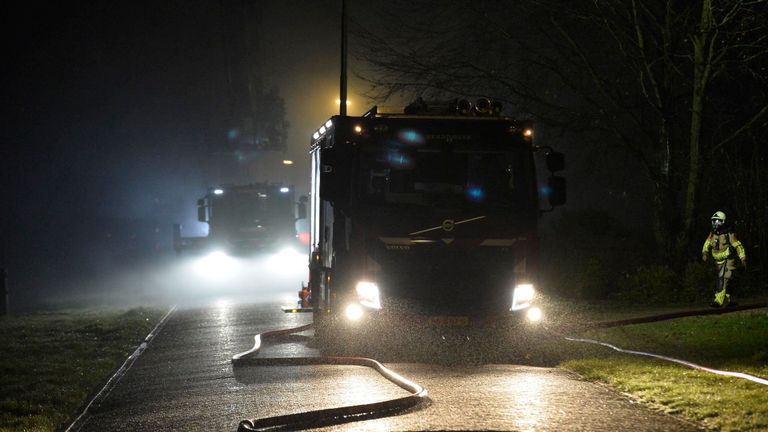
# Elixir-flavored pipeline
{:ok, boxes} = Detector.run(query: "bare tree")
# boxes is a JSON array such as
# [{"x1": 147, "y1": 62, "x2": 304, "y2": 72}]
[{"x1": 352, "y1": 0, "x2": 768, "y2": 268}]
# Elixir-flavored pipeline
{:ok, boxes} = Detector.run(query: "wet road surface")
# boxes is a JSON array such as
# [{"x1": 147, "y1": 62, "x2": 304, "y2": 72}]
[{"x1": 73, "y1": 299, "x2": 703, "y2": 431}]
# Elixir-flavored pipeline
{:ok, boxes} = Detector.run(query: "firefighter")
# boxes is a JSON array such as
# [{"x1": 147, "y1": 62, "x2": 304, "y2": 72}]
[
  {"x1": 298, "y1": 283, "x2": 311, "y2": 308},
  {"x1": 297, "y1": 246, "x2": 321, "y2": 308},
  {"x1": 701, "y1": 211, "x2": 747, "y2": 307}
]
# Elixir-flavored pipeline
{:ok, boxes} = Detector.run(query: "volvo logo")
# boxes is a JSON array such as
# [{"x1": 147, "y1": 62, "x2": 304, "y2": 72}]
[{"x1": 409, "y1": 215, "x2": 487, "y2": 236}]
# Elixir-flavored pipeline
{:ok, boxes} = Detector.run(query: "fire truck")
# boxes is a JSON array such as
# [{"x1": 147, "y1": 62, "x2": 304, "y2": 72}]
[
  {"x1": 305, "y1": 98, "x2": 565, "y2": 345},
  {"x1": 173, "y1": 182, "x2": 306, "y2": 256}
]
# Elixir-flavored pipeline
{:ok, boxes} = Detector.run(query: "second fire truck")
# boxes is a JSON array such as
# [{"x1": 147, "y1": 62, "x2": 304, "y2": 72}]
[{"x1": 173, "y1": 182, "x2": 306, "y2": 256}]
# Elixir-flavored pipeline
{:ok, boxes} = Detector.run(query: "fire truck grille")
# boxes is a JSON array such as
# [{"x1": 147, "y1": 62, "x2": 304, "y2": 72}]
[{"x1": 376, "y1": 247, "x2": 515, "y2": 316}]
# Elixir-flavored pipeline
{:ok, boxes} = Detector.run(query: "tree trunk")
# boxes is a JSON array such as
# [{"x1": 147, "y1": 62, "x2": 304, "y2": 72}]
[
  {"x1": 678, "y1": 0, "x2": 713, "y2": 261},
  {"x1": 653, "y1": 118, "x2": 675, "y2": 263}
]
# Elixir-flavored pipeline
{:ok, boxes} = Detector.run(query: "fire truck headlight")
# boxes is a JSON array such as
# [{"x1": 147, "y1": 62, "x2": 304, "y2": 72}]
[
  {"x1": 194, "y1": 250, "x2": 237, "y2": 279},
  {"x1": 345, "y1": 303, "x2": 364, "y2": 321},
  {"x1": 526, "y1": 307, "x2": 542, "y2": 322},
  {"x1": 355, "y1": 281, "x2": 381, "y2": 309},
  {"x1": 511, "y1": 283, "x2": 535, "y2": 311},
  {"x1": 267, "y1": 248, "x2": 307, "y2": 273}
]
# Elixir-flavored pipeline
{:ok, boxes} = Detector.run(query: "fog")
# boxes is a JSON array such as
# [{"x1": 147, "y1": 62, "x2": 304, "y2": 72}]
[
  {"x1": 1, "y1": 1, "x2": 354, "y2": 312},
  {"x1": 1, "y1": 0, "x2": 664, "y2": 314},
  {"x1": 34, "y1": 250, "x2": 308, "y2": 312}
]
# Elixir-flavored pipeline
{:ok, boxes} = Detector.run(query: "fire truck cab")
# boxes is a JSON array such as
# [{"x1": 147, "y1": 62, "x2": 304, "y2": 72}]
[
  {"x1": 173, "y1": 182, "x2": 305, "y2": 256},
  {"x1": 307, "y1": 99, "x2": 565, "y2": 344}
]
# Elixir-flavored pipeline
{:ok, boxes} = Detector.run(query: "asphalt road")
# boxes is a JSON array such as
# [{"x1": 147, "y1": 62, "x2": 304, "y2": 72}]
[{"x1": 73, "y1": 299, "x2": 703, "y2": 431}]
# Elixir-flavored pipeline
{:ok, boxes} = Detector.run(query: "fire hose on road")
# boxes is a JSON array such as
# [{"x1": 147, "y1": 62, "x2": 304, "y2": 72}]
[
  {"x1": 231, "y1": 323, "x2": 429, "y2": 432},
  {"x1": 553, "y1": 302, "x2": 768, "y2": 387},
  {"x1": 562, "y1": 334, "x2": 768, "y2": 386},
  {"x1": 232, "y1": 302, "x2": 767, "y2": 431}
]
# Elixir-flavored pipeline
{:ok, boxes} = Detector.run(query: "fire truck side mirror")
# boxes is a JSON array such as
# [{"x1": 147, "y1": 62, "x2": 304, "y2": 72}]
[
  {"x1": 197, "y1": 205, "x2": 207, "y2": 222},
  {"x1": 546, "y1": 151, "x2": 565, "y2": 173},
  {"x1": 547, "y1": 175, "x2": 567, "y2": 207}
]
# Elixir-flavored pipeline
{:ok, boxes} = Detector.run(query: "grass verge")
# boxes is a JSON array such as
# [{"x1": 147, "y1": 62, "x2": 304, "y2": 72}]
[
  {"x1": 559, "y1": 309, "x2": 768, "y2": 431},
  {"x1": 0, "y1": 307, "x2": 166, "y2": 432}
]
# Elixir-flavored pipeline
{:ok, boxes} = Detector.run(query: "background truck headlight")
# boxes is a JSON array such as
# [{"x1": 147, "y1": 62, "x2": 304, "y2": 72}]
[
  {"x1": 194, "y1": 250, "x2": 238, "y2": 280},
  {"x1": 267, "y1": 247, "x2": 307, "y2": 274},
  {"x1": 511, "y1": 283, "x2": 535, "y2": 311},
  {"x1": 355, "y1": 281, "x2": 381, "y2": 309}
]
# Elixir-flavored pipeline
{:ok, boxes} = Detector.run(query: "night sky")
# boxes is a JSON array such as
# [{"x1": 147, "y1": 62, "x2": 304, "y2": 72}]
[{"x1": 2, "y1": 0, "x2": 362, "y2": 308}]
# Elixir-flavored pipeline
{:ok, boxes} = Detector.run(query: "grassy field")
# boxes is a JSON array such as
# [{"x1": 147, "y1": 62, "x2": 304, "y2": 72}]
[
  {"x1": 559, "y1": 309, "x2": 768, "y2": 431},
  {"x1": 0, "y1": 308, "x2": 165, "y2": 432}
]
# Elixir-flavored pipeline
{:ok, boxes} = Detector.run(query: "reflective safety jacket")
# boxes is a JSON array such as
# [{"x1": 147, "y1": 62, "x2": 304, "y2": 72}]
[{"x1": 702, "y1": 231, "x2": 746, "y2": 263}]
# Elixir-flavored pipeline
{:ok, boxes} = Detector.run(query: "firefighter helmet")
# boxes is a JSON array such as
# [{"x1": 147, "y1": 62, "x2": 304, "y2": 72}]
[
  {"x1": 711, "y1": 211, "x2": 726, "y2": 222},
  {"x1": 711, "y1": 211, "x2": 726, "y2": 232}
]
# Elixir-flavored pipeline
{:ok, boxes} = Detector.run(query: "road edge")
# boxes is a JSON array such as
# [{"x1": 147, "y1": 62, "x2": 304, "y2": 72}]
[{"x1": 61, "y1": 305, "x2": 178, "y2": 432}]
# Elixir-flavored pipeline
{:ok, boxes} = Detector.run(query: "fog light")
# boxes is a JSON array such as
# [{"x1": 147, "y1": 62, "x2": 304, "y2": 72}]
[
  {"x1": 527, "y1": 307, "x2": 542, "y2": 322},
  {"x1": 345, "y1": 303, "x2": 364, "y2": 321}
]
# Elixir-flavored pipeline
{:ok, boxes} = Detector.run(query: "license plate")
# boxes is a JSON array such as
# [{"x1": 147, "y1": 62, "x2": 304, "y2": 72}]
[{"x1": 425, "y1": 316, "x2": 470, "y2": 327}]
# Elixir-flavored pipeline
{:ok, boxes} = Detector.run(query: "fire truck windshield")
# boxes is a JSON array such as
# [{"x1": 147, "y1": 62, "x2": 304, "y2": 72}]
[
  {"x1": 212, "y1": 192, "x2": 290, "y2": 231},
  {"x1": 358, "y1": 146, "x2": 535, "y2": 212}
]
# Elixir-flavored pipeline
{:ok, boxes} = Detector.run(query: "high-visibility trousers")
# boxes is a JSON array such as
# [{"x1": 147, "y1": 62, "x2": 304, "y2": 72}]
[{"x1": 713, "y1": 258, "x2": 737, "y2": 306}]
